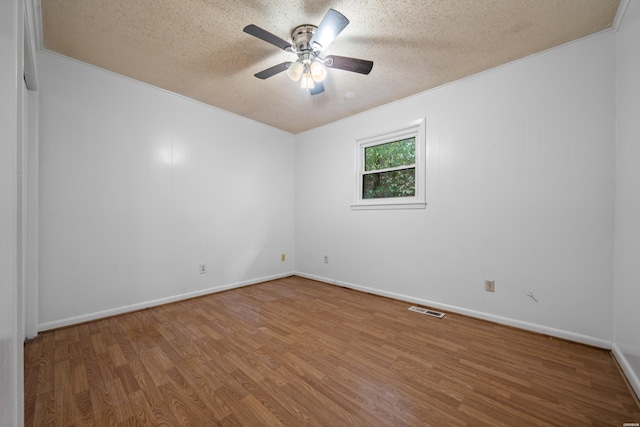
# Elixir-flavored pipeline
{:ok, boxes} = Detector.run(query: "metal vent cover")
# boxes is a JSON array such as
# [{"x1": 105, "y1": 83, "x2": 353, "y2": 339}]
[{"x1": 408, "y1": 306, "x2": 445, "y2": 318}]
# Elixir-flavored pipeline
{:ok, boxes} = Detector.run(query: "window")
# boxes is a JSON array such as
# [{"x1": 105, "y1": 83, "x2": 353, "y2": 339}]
[{"x1": 352, "y1": 119, "x2": 426, "y2": 210}]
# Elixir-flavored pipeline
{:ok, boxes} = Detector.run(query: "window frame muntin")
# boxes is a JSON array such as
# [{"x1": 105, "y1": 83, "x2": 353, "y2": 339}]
[
  {"x1": 363, "y1": 163, "x2": 415, "y2": 176},
  {"x1": 352, "y1": 118, "x2": 426, "y2": 210}
]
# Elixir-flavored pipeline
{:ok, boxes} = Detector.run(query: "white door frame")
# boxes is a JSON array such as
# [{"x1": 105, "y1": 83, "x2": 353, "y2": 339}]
[{"x1": 23, "y1": 2, "x2": 39, "y2": 340}]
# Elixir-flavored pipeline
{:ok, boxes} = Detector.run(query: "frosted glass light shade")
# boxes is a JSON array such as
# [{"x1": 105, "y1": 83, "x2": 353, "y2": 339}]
[
  {"x1": 300, "y1": 73, "x2": 314, "y2": 89},
  {"x1": 310, "y1": 61, "x2": 327, "y2": 82},
  {"x1": 287, "y1": 61, "x2": 304, "y2": 81}
]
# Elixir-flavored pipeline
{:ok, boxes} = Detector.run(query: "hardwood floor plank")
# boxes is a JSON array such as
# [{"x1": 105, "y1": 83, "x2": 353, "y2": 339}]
[
  {"x1": 54, "y1": 383, "x2": 74, "y2": 426},
  {"x1": 25, "y1": 276, "x2": 640, "y2": 425},
  {"x1": 109, "y1": 378, "x2": 136, "y2": 423},
  {"x1": 158, "y1": 379, "x2": 209, "y2": 426},
  {"x1": 218, "y1": 413, "x2": 243, "y2": 427},
  {"x1": 129, "y1": 390, "x2": 158, "y2": 425},
  {"x1": 72, "y1": 389, "x2": 95, "y2": 426},
  {"x1": 315, "y1": 372, "x2": 415, "y2": 426},
  {"x1": 283, "y1": 377, "x2": 368, "y2": 426},
  {"x1": 30, "y1": 389, "x2": 56, "y2": 427},
  {"x1": 115, "y1": 365, "x2": 141, "y2": 395},
  {"x1": 256, "y1": 376, "x2": 321, "y2": 425},
  {"x1": 228, "y1": 368, "x2": 296, "y2": 425},
  {"x1": 175, "y1": 361, "x2": 234, "y2": 421},
  {"x1": 213, "y1": 384, "x2": 264, "y2": 426},
  {"x1": 89, "y1": 385, "x2": 119, "y2": 427}
]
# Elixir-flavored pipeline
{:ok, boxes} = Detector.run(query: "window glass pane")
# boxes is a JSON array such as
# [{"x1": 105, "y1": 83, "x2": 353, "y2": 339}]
[
  {"x1": 364, "y1": 137, "x2": 415, "y2": 171},
  {"x1": 362, "y1": 168, "x2": 415, "y2": 199}
]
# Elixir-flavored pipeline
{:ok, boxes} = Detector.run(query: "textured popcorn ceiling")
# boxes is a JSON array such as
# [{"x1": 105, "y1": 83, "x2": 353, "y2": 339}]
[{"x1": 40, "y1": 0, "x2": 620, "y2": 134}]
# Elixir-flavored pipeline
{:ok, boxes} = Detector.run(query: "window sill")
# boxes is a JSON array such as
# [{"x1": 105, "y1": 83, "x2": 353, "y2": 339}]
[{"x1": 350, "y1": 201, "x2": 427, "y2": 211}]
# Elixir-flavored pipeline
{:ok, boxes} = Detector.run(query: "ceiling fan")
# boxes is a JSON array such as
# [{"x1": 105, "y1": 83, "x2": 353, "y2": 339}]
[{"x1": 243, "y1": 9, "x2": 373, "y2": 95}]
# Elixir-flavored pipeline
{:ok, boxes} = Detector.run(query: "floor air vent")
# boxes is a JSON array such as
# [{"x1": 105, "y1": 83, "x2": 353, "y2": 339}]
[{"x1": 408, "y1": 306, "x2": 445, "y2": 318}]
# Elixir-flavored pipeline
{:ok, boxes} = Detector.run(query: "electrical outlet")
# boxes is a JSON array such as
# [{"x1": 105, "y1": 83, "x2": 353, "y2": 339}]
[
  {"x1": 199, "y1": 264, "x2": 207, "y2": 274},
  {"x1": 485, "y1": 280, "x2": 495, "y2": 292},
  {"x1": 281, "y1": 254, "x2": 286, "y2": 262},
  {"x1": 324, "y1": 255, "x2": 329, "y2": 264}
]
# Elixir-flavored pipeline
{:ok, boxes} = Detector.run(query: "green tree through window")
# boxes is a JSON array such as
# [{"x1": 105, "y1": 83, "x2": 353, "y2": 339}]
[{"x1": 363, "y1": 137, "x2": 416, "y2": 199}]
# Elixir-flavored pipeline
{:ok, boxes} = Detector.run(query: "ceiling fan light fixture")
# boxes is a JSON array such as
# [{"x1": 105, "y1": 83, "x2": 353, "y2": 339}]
[
  {"x1": 287, "y1": 60, "x2": 304, "y2": 81},
  {"x1": 244, "y1": 8, "x2": 372, "y2": 96},
  {"x1": 310, "y1": 61, "x2": 327, "y2": 83}
]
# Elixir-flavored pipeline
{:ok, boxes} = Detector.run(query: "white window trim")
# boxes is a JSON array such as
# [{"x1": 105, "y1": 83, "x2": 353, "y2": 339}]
[{"x1": 351, "y1": 118, "x2": 426, "y2": 210}]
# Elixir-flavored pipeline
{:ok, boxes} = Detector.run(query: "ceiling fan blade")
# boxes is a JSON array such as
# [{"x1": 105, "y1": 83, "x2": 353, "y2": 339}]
[
  {"x1": 325, "y1": 55, "x2": 373, "y2": 75},
  {"x1": 254, "y1": 62, "x2": 292, "y2": 79},
  {"x1": 309, "y1": 9, "x2": 349, "y2": 51},
  {"x1": 310, "y1": 82, "x2": 325, "y2": 96},
  {"x1": 243, "y1": 24, "x2": 292, "y2": 51}
]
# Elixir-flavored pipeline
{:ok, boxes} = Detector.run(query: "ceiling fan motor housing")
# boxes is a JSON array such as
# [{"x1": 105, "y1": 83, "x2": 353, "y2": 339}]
[{"x1": 291, "y1": 25, "x2": 317, "y2": 53}]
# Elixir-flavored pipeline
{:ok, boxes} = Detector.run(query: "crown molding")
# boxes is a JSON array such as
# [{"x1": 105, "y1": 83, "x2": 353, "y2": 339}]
[{"x1": 613, "y1": 0, "x2": 631, "y2": 32}]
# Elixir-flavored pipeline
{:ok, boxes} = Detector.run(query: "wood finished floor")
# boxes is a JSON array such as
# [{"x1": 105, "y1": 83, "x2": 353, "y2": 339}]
[{"x1": 25, "y1": 276, "x2": 640, "y2": 426}]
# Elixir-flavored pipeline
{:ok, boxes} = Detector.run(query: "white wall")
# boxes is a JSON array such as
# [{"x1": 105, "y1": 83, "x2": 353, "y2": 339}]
[
  {"x1": 0, "y1": 0, "x2": 23, "y2": 425},
  {"x1": 614, "y1": 0, "x2": 640, "y2": 398},
  {"x1": 38, "y1": 53, "x2": 296, "y2": 329},
  {"x1": 295, "y1": 33, "x2": 616, "y2": 346}
]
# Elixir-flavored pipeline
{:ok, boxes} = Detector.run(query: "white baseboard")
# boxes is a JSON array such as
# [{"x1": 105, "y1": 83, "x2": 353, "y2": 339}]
[
  {"x1": 612, "y1": 343, "x2": 640, "y2": 401},
  {"x1": 295, "y1": 272, "x2": 612, "y2": 350},
  {"x1": 38, "y1": 272, "x2": 295, "y2": 332}
]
